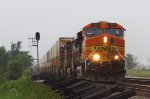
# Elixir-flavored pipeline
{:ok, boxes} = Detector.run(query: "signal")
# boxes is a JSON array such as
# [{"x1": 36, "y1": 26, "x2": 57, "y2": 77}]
[{"x1": 35, "y1": 32, "x2": 40, "y2": 40}]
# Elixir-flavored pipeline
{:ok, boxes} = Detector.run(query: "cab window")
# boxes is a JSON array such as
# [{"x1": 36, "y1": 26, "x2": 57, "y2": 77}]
[
  {"x1": 106, "y1": 29, "x2": 123, "y2": 38},
  {"x1": 86, "y1": 28, "x2": 103, "y2": 38}
]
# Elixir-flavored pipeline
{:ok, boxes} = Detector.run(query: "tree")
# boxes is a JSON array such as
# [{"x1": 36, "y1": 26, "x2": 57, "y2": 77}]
[
  {"x1": 8, "y1": 41, "x2": 33, "y2": 67},
  {"x1": 8, "y1": 60, "x2": 23, "y2": 80},
  {"x1": 8, "y1": 41, "x2": 22, "y2": 60},
  {"x1": 0, "y1": 41, "x2": 33, "y2": 81},
  {"x1": 16, "y1": 51, "x2": 33, "y2": 67},
  {"x1": 125, "y1": 54, "x2": 139, "y2": 69},
  {"x1": 7, "y1": 41, "x2": 33, "y2": 80},
  {"x1": 0, "y1": 46, "x2": 8, "y2": 83},
  {"x1": 0, "y1": 46, "x2": 8, "y2": 67}
]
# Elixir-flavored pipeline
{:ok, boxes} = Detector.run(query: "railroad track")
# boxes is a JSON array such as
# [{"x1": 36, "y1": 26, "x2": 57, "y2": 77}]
[
  {"x1": 42, "y1": 75, "x2": 136, "y2": 99},
  {"x1": 118, "y1": 77, "x2": 150, "y2": 97},
  {"x1": 118, "y1": 82, "x2": 150, "y2": 92},
  {"x1": 125, "y1": 76, "x2": 150, "y2": 84},
  {"x1": 33, "y1": 75, "x2": 150, "y2": 98}
]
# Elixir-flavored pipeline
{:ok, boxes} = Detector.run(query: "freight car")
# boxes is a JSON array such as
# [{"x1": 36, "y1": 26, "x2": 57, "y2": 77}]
[{"x1": 34, "y1": 21, "x2": 126, "y2": 81}]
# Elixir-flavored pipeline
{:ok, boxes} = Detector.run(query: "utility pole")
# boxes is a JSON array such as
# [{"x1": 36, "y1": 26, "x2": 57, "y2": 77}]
[{"x1": 28, "y1": 32, "x2": 40, "y2": 82}]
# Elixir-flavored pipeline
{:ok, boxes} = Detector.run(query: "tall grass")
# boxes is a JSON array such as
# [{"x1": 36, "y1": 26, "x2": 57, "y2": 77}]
[{"x1": 0, "y1": 68, "x2": 61, "y2": 99}]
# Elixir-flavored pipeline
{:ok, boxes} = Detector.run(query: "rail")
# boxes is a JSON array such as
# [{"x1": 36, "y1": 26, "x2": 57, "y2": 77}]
[{"x1": 118, "y1": 77, "x2": 150, "y2": 97}]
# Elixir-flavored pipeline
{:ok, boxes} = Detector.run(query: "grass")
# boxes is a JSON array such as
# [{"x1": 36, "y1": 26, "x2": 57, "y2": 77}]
[
  {"x1": 126, "y1": 68, "x2": 150, "y2": 78},
  {"x1": 0, "y1": 69, "x2": 61, "y2": 99}
]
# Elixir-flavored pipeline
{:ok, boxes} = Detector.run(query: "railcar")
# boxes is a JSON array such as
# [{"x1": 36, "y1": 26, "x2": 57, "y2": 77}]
[{"x1": 37, "y1": 21, "x2": 126, "y2": 81}]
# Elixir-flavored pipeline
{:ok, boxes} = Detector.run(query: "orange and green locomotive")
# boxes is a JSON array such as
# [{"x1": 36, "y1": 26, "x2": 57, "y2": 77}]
[{"x1": 37, "y1": 21, "x2": 126, "y2": 81}]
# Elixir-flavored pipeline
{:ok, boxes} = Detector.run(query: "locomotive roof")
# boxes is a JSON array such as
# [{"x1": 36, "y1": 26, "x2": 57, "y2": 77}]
[{"x1": 84, "y1": 21, "x2": 125, "y2": 30}]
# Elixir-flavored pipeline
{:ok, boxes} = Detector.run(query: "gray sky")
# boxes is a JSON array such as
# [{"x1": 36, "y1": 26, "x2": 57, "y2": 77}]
[{"x1": 0, "y1": 0, "x2": 150, "y2": 64}]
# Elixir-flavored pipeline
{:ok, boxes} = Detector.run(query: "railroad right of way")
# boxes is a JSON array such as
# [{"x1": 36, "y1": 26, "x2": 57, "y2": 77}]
[{"x1": 40, "y1": 75, "x2": 136, "y2": 99}]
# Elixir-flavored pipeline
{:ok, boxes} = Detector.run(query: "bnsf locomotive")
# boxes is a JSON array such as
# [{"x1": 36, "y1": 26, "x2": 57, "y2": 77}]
[{"x1": 34, "y1": 21, "x2": 126, "y2": 81}]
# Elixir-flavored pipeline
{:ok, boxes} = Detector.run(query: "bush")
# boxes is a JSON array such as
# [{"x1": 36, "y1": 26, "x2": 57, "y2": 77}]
[{"x1": 8, "y1": 60, "x2": 23, "y2": 80}]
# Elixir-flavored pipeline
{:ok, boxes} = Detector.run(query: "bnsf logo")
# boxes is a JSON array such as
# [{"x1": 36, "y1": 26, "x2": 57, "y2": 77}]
[{"x1": 86, "y1": 45, "x2": 124, "y2": 52}]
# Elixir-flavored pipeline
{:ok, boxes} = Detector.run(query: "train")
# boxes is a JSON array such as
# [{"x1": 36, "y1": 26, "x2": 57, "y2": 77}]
[{"x1": 33, "y1": 21, "x2": 126, "y2": 81}]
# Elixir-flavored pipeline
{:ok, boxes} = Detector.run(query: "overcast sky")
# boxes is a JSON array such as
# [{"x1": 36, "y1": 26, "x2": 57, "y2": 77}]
[{"x1": 0, "y1": 0, "x2": 150, "y2": 64}]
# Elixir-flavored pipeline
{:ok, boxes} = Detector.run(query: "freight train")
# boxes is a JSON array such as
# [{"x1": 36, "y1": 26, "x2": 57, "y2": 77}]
[{"x1": 33, "y1": 21, "x2": 126, "y2": 81}]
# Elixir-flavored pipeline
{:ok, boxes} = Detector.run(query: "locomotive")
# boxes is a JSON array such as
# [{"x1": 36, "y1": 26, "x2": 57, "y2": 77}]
[{"x1": 35, "y1": 21, "x2": 126, "y2": 81}]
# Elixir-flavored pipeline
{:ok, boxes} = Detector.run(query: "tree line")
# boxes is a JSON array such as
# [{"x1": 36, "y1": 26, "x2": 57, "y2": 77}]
[{"x1": 0, "y1": 41, "x2": 33, "y2": 83}]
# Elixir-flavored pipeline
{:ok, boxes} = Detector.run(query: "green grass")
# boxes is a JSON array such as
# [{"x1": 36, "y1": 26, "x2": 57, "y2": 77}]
[
  {"x1": 126, "y1": 68, "x2": 150, "y2": 78},
  {"x1": 0, "y1": 69, "x2": 61, "y2": 99}
]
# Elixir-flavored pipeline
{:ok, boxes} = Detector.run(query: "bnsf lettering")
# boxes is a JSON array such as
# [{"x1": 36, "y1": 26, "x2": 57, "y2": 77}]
[
  {"x1": 101, "y1": 46, "x2": 111, "y2": 51},
  {"x1": 86, "y1": 46, "x2": 124, "y2": 52}
]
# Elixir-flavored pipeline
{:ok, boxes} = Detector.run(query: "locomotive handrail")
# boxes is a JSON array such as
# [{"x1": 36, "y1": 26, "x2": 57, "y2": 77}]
[
  {"x1": 84, "y1": 50, "x2": 97, "y2": 71},
  {"x1": 114, "y1": 45, "x2": 127, "y2": 64}
]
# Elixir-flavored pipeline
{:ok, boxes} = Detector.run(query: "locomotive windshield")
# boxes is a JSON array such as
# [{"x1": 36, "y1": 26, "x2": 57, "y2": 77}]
[
  {"x1": 106, "y1": 29, "x2": 123, "y2": 38},
  {"x1": 86, "y1": 28, "x2": 103, "y2": 38}
]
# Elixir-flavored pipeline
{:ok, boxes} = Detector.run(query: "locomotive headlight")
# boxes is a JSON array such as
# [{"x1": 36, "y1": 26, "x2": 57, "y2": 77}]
[
  {"x1": 114, "y1": 55, "x2": 119, "y2": 60},
  {"x1": 93, "y1": 54, "x2": 100, "y2": 61},
  {"x1": 103, "y1": 36, "x2": 108, "y2": 43}
]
